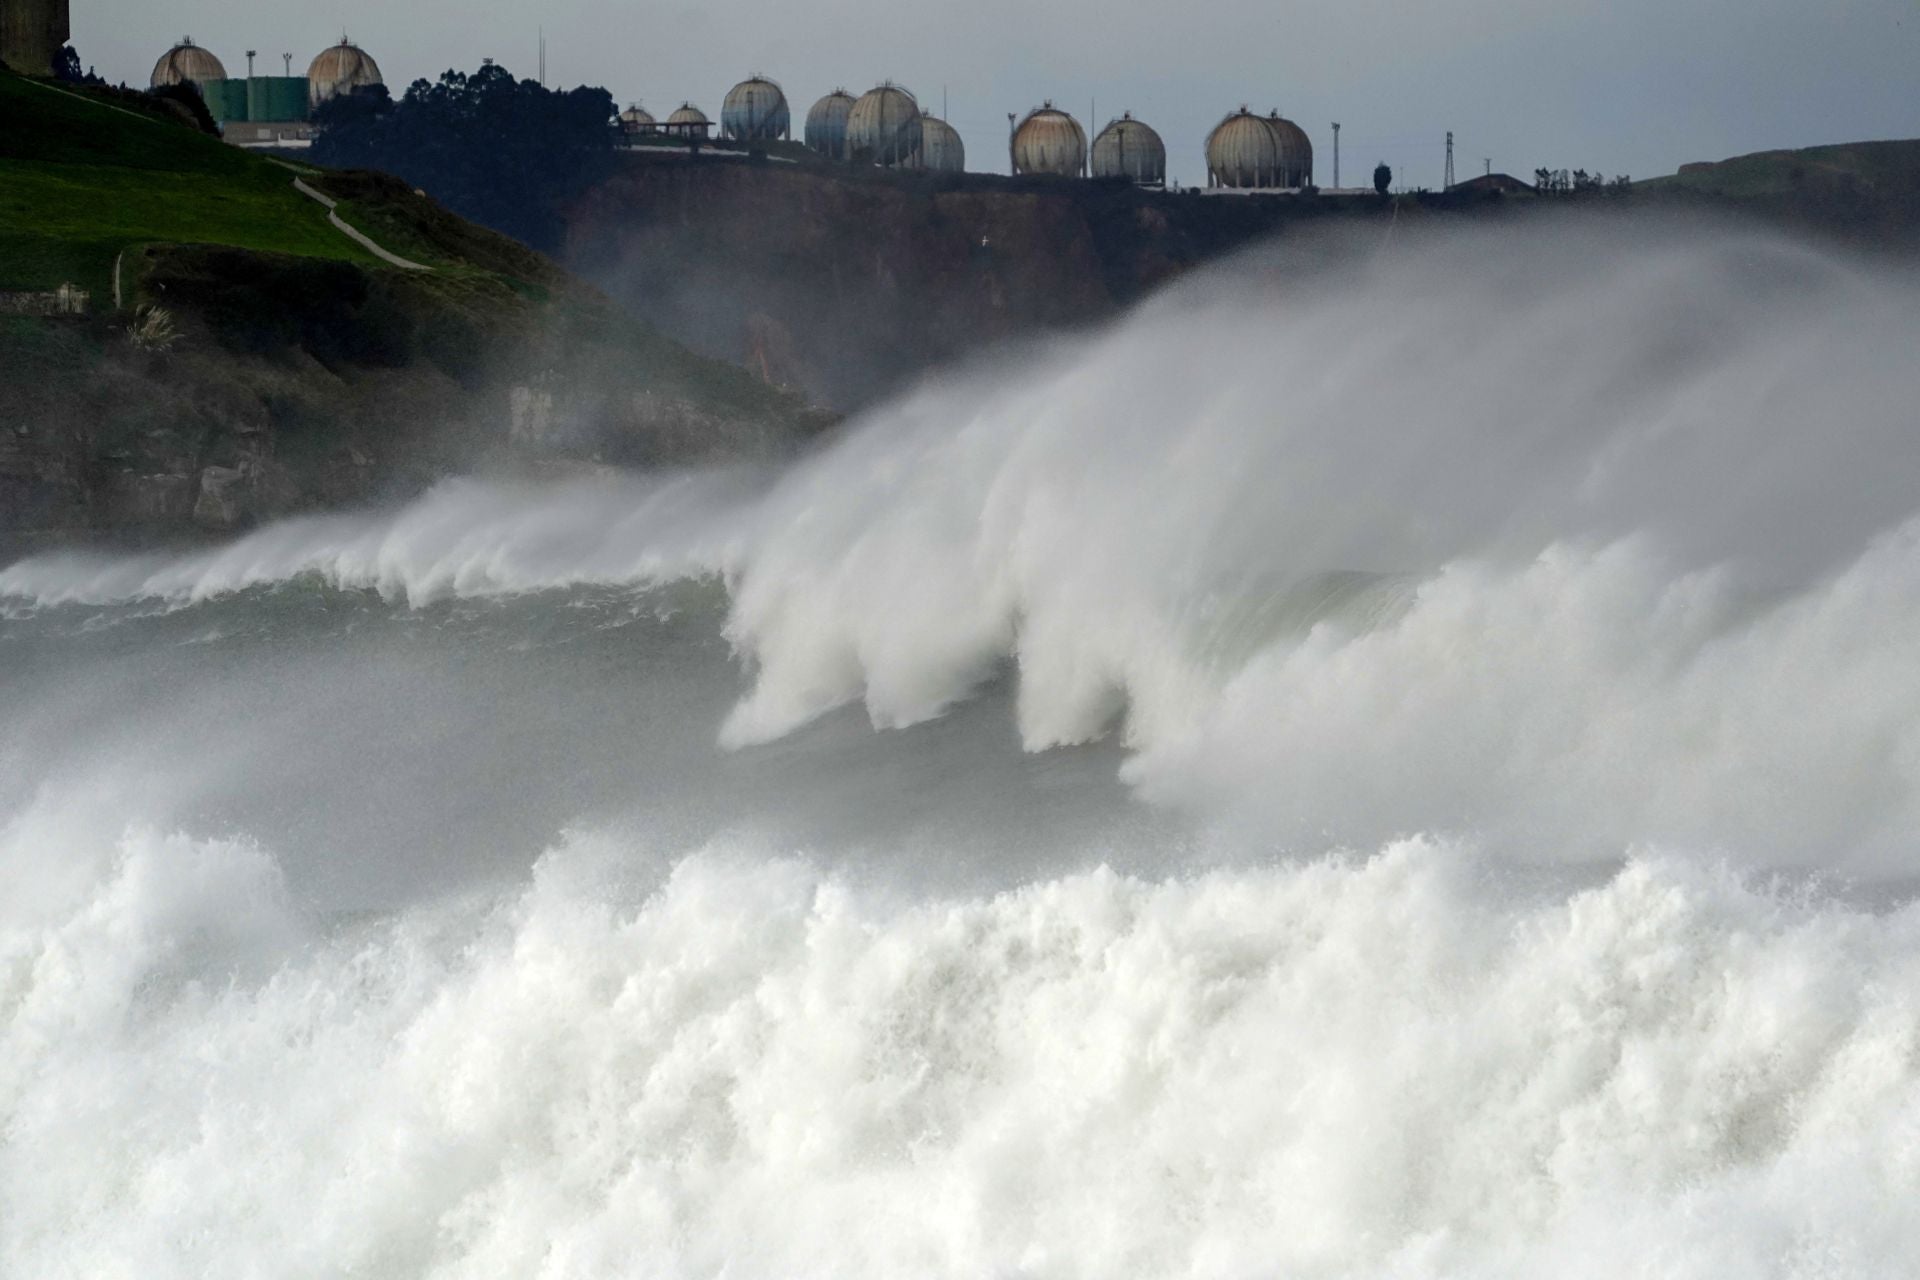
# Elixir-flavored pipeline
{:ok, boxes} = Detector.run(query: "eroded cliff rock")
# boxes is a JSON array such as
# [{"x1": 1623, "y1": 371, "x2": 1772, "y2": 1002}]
[{"x1": 0, "y1": 239, "x2": 827, "y2": 553}]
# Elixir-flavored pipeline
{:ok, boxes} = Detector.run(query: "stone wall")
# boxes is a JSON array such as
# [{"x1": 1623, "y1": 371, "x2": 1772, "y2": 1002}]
[{"x1": 0, "y1": 0, "x2": 70, "y2": 77}]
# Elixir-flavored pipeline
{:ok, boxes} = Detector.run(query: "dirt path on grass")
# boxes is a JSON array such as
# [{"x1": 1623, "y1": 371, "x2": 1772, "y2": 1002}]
[{"x1": 291, "y1": 177, "x2": 431, "y2": 272}]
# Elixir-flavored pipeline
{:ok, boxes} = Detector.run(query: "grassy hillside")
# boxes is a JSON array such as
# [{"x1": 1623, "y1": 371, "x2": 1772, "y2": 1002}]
[
  {"x1": 0, "y1": 74, "x2": 380, "y2": 296},
  {"x1": 1636, "y1": 139, "x2": 1920, "y2": 251},
  {"x1": 1642, "y1": 140, "x2": 1920, "y2": 198},
  {"x1": 0, "y1": 68, "x2": 825, "y2": 550}
]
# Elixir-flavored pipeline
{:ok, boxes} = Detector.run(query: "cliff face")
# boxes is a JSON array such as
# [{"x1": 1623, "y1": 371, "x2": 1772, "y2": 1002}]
[
  {"x1": 0, "y1": 73, "x2": 827, "y2": 554},
  {"x1": 0, "y1": 238, "x2": 825, "y2": 555},
  {"x1": 567, "y1": 163, "x2": 1110, "y2": 411},
  {"x1": 564, "y1": 158, "x2": 1380, "y2": 410},
  {"x1": 564, "y1": 144, "x2": 1920, "y2": 413}
]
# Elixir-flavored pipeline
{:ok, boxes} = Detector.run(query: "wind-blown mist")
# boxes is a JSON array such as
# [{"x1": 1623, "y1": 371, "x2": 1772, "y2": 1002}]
[{"x1": 5, "y1": 216, "x2": 1920, "y2": 1276}]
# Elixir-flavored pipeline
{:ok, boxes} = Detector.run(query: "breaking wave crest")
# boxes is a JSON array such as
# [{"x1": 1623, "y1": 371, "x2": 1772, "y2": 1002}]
[{"x1": 8, "y1": 218, "x2": 1920, "y2": 871}]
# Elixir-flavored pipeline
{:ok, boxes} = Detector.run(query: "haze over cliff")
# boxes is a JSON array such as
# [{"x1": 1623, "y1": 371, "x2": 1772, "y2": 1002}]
[{"x1": 563, "y1": 141, "x2": 1920, "y2": 411}]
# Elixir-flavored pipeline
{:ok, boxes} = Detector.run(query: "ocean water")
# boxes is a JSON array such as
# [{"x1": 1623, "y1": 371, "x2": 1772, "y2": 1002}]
[{"x1": 4, "y1": 218, "x2": 1920, "y2": 1277}]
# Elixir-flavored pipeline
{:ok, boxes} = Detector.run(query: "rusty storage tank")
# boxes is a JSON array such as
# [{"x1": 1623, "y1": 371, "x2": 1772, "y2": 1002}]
[
  {"x1": 1264, "y1": 110, "x2": 1313, "y2": 186},
  {"x1": 846, "y1": 83, "x2": 922, "y2": 166},
  {"x1": 914, "y1": 112, "x2": 965, "y2": 173},
  {"x1": 721, "y1": 75, "x2": 790, "y2": 142},
  {"x1": 1206, "y1": 106, "x2": 1285, "y2": 188},
  {"x1": 1010, "y1": 102, "x2": 1086, "y2": 177},
  {"x1": 1090, "y1": 112, "x2": 1165, "y2": 186},
  {"x1": 150, "y1": 37, "x2": 227, "y2": 89},
  {"x1": 307, "y1": 38, "x2": 383, "y2": 110},
  {"x1": 618, "y1": 103, "x2": 656, "y2": 136},
  {"x1": 804, "y1": 89, "x2": 857, "y2": 160}
]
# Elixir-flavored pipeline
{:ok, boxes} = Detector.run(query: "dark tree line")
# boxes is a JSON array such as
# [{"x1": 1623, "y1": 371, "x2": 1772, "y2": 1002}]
[
  {"x1": 312, "y1": 62, "x2": 617, "y2": 252},
  {"x1": 1534, "y1": 168, "x2": 1633, "y2": 196},
  {"x1": 53, "y1": 45, "x2": 106, "y2": 85}
]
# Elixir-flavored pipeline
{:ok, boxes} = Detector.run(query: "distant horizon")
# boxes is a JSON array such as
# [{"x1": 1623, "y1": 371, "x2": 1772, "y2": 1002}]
[{"x1": 71, "y1": 0, "x2": 1920, "y2": 187}]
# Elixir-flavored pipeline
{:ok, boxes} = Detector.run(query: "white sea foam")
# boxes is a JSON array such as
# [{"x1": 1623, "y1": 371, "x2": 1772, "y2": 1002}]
[{"x1": 3, "y1": 814, "x2": 1917, "y2": 1278}]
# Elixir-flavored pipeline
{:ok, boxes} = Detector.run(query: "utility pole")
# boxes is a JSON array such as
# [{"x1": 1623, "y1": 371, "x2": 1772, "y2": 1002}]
[
  {"x1": 1444, "y1": 130, "x2": 1455, "y2": 189},
  {"x1": 1332, "y1": 122, "x2": 1340, "y2": 188}
]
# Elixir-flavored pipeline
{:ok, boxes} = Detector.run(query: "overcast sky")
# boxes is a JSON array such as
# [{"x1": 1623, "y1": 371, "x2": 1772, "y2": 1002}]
[{"x1": 77, "y1": 0, "x2": 1919, "y2": 186}]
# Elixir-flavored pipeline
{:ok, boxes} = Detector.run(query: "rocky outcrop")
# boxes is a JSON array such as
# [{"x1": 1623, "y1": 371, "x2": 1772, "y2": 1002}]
[{"x1": 0, "y1": 240, "x2": 827, "y2": 551}]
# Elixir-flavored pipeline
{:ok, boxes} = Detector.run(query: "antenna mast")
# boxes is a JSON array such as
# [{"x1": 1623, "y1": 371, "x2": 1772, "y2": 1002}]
[
  {"x1": 1444, "y1": 130, "x2": 1455, "y2": 190},
  {"x1": 1331, "y1": 122, "x2": 1340, "y2": 188}
]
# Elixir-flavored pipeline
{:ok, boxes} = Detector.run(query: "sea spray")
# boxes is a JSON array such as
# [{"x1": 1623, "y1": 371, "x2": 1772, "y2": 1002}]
[
  {"x1": 8, "y1": 217, "x2": 1919, "y2": 869},
  {"x1": 5, "y1": 215, "x2": 1920, "y2": 1275}
]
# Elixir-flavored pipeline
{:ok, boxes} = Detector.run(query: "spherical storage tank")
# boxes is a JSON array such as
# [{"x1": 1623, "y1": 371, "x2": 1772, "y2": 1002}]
[
  {"x1": 1091, "y1": 112, "x2": 1165, "y2": 186},
  {"x1": 846, "y1": 83, "x2": 921, "y2": 167},
  {"x1": 666, "y1": 103, "x2": 710, "y2": 133},
  {"x1": 722, "y1": 75, "x2": 789, "y2": 142},
  {"x1": 150, "y1": 37, "x2": 226, "y2": 89},
  {"x1": 1265, "y1": 111, "x2": 1313, "y2": 187},
  {"x1": 308, "y1": 38, "x2": 383, "y2": 110},
  {"x1": 914, "y1": 113, "x2": 965, "y2": 173},
  {"x1": 1206, "y1": 106, "x2": 1283, "y2": 189},
  {"x1": 1011, "y1": 103, "x2": 1086, "y2": 178},
  {"x1": 805, "y1": 89, "x2": 856, "y2": 160}
]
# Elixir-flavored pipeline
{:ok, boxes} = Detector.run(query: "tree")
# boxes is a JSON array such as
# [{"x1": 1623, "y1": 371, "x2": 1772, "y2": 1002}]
[
  {"x1": 150, "y1": 80, "x2": 220, "y2": 136},
  {"x1": 1373, "y1": 163, "x2": 1391, "y2": 196},
  {"x1": 311, "y1": 61, "x2": 617, "y2": 252},
  {"x1": 49, "y1": 44, "x2": 104, "y2": 85}
]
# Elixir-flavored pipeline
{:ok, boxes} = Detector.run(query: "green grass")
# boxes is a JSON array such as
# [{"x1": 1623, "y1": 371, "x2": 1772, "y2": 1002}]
[
  {"x1": 307, "y1": 168, "x2": 570, "y2": 285},
  {"x1": 0, "y1": 159, "x2": 376, "y2": 294},
  {"x1": 0, "y1": 73, "x2": 253, "y2": 174},
  {"x1": 0, "y1": 72, "x2": 374, "y2": 296}
]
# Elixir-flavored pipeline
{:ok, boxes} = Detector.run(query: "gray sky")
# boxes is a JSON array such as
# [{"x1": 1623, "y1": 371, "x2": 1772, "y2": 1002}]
[{"x1": 77, "y1": 0, "x2": 1920, "y2": 186}]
